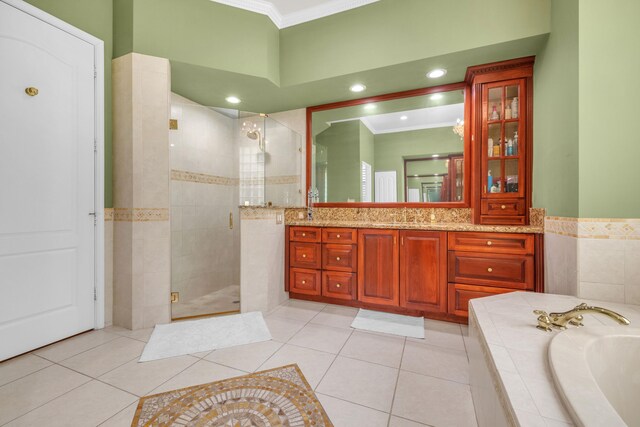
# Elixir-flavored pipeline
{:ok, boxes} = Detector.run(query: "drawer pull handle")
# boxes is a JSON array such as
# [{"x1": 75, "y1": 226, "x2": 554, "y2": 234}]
[
  {"x1": 336, "y1": 284, "x2": 341, "y2": 288},
  {"x1": 487, "y1": 267, "x2": 493, "y2": 273},
  {"x1": 302, "y1": 233, "x2": 306, "y2": 237},
  {"x1": 302, "y1": 254, "x2": 307, "y2": 258},
  {"x1": 501, "y1": 205, "x2": 506, "y2": 209},
  {"x1": 487, "y1": 241, "x2": 492, "y2": 246},
  {"x1": 336, "y1": 234, "x2": 341, "y2": 238},
  {"x1": 336, "y1": 257, "x2": 341, "y2": 261},
  {"x1": 302, "y1": 280, "x2": 306, "y2": 284}
]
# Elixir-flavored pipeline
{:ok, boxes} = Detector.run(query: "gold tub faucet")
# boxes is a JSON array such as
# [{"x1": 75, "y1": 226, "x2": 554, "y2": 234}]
[{"x1": 534, "y1": 303, "x2": 630, "y2": 331}]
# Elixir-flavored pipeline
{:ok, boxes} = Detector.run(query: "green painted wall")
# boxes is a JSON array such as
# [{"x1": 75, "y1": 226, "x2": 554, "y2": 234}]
[
  {"x1": 24, "y1": 0, "x2": 114, "y2": 208},
  {"x1": 316, "y1": 121, "x2": 361, "y2": 202},
  {"x1": 280, "y1": 0, "x2": 550, "y2": 87},
  {"x1": 374, "y1": 127, "x2": 463, "y2": 201},
  {"x1": 532, "y1": 0, "x2": 579, "y2": 217},
  {"x1": 578, "y1": 0, "x2": 640, "y2": 218},
  {"x1": 115, "y1": 0, "x2": 280, "y2": 84}
]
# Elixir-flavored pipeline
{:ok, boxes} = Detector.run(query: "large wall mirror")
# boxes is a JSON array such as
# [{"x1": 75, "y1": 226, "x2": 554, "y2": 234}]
[{"x1": 306, "y1": 83, "x2": 470, "y2": 206}]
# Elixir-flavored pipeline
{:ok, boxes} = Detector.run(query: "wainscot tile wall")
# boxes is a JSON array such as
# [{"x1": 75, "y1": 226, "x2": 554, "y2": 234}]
[{"x1": 545, "y1": 216, "x2": 640, "y2": 305}]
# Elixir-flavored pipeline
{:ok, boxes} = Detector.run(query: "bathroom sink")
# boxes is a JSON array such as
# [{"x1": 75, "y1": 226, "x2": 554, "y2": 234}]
[{"x1": 549, "y1": 326, "x2": 640, "y2": 427}]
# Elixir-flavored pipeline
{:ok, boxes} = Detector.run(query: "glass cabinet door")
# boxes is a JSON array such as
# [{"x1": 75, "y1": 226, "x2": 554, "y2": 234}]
[{"x1": 481, "y1": 80, "x2": 525, "y2": 197}]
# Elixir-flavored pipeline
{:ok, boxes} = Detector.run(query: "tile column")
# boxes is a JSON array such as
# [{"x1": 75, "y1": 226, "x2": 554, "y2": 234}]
[{"x1": 112, "y1": 53, "x2": 171, "y2": 329}]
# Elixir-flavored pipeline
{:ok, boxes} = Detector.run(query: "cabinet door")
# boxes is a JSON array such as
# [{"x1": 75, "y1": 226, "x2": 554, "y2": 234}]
[
  {"x1": 357, "y1": 229, "x2": 399, "y2": 307},
  {"x1": 399, "y1": 231, "x2": 447, "y2": 313}
]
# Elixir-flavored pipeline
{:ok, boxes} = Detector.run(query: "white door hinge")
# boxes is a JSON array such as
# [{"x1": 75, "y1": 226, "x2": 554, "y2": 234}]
[
  {"x1": 94, "y1": 66, "x2": 97, "y2": 79},
  {"x1": 94, "y1": 138, "x2": 97, "y2": 153},
  {"x1": 93, "y1": 288, "x2": 97, "y2": 301}
]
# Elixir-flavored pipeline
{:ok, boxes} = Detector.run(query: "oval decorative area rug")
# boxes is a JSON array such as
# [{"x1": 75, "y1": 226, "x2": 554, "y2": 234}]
[{"x1": 131, "y1": 364, "x2": 333, "y2": 426}]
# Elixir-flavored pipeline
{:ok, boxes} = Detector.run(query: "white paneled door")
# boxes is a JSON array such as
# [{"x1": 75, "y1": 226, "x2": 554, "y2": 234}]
[{"x1": 0, "y1": 1, "x2": 98, "y2": 360}]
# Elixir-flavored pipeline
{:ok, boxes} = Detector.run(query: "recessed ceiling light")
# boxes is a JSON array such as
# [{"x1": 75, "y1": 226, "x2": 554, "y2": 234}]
[
  {"x1": 350, "y1": 83, "x2": 366, "y2": 93},
  {"x1": 364, "y1": 103, "x2": 376, "y2": 111},
  {"x1": 400, "y1": 115, "x2": 408, "y2": 120},
  {"x1": 432, "y1": 154, "x2": 440, "y2": 158},
  {"x1": 225, "y1": 96, "x2": 241, "y2": 104},
  {"x1": 430, "y1": 93, "x2": 443, "y2": 100},
  {"x1": 427, "y1": 69, "x2": 447, "y2": 79}
]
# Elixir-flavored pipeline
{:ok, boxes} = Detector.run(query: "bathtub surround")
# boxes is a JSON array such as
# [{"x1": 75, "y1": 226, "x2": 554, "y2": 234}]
[
  {"x1": 467, "y1": 291, "x2": 640, "y2": 427},
  {"x1": 544, "y1": 216, "x2": 640, "y2": 305},
  {"x1": 112, "y1": 53, "x2": 171, "y2": 330}
]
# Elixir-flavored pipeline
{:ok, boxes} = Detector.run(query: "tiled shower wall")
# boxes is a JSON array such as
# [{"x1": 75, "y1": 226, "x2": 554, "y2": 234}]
[
  {"x1": 545, "y1": 217, "x2": 640, "y2": 305},
  {"x1": 169, "y1": 94, "x2": 240, "y2": 305}
]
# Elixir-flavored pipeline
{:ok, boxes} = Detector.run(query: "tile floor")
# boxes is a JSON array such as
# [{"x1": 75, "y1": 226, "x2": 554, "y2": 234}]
[{"x1": 0, "y1": 299, "x2": 477, "y2": 427}]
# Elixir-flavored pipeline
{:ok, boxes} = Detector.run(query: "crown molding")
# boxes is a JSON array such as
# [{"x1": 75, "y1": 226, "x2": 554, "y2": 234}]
[{"x1": 209, "y1": 0, "x2": 379, "y2": 29}]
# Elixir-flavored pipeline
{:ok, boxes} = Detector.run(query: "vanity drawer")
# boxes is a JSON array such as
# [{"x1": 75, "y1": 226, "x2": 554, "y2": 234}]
[
  {"x1": 289, "y1": 227, "x2": 321, "y2": 243},
  {"x1": 322, "y1": 271, "x2": 356, "y2": 300},
  {"x1": 322, "y1": 228, "x2": 357, "y2": 244},
  {"x1": 322, "y1": 244, "x2": 357, "y2": 272},
  {"x1": 290, "y1": 268, "x2": 321, "y2": 296},
  {"x1": 448, "y1": 283, "x2": 516, "y2": 318},
  {"x1": 448, "y1": 232, "x2": 534, "y2": 255},
  {"x1": 290, "y1": 242, "x2": 321, "y2": 269},
  {"x1": 448, "y1": 252, "x2": 534, "y2": 289},
  {"x1": 481, "y1": 199, "x2": 525, "y2": 216},
  {"x1": 480, "y1": 215, "x2": 526, "y2": 226}
]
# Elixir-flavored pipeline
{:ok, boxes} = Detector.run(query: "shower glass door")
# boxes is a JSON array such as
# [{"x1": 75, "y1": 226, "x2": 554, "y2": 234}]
[{"x1": 169, "y1": 95, "x2": 240, "y2": 319}]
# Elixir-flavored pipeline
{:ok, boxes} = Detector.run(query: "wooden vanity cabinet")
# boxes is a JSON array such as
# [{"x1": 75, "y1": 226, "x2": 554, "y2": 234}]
[
  {"x1": 358, "y1": 229, "x2": 399, "y2": 307},
  {"x1": 399, "y1": 231, "x2": 447, "y2": 313}
]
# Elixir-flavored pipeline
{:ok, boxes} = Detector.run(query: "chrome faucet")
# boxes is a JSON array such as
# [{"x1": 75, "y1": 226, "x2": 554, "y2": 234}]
[
  {"x1": 534, "y1": 303, "x2": 630, "y2": 332},
  {"x1": 307, "y1": 188, "x2": 318, "y2": 221}
]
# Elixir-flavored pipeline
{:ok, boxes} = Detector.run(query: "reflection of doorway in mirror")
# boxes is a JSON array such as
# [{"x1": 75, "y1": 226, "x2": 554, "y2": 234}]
[
  {"x1": 361, "y1": 161, "x2": 372, "y2": 202},
  {"x1": 375, "y1": 171, "x2": 397, "y2": 202}
]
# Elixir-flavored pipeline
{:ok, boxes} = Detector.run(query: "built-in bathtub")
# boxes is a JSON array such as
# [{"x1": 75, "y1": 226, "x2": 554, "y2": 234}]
[
  {"x1": 467, "y1": 292, "x2": 640, "y2": 427},
  {"x1": 549, "y1": 326, "x2": 640, "y2": 427}
]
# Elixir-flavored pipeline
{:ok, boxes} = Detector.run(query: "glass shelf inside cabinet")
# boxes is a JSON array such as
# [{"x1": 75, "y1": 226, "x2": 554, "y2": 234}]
[
  {"x1": 487, "y1": 159, "x2": 502, "y2": 194},
  {"x1": 504, "y1": 121, "x2": 519, "y2": 157},
  {"x1": 505, "y1": 159, "x2": 519, "y2": 193},
  {"x1": 487, "y1": 123, "x2": 501, "y2": 158},
  {"x1": 505, "y1": 85, "x2": 520, "y2": 120}
]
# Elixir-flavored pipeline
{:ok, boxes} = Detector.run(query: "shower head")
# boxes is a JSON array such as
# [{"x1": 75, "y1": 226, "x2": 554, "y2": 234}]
[{"x1": 246, "y1": 130, "x2": 259, "y2": 140}]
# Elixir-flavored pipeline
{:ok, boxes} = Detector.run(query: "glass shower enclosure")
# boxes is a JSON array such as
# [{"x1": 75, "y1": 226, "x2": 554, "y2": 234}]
[{"x1": 169, "y1": 95, "x2": 302, "y2": 319}]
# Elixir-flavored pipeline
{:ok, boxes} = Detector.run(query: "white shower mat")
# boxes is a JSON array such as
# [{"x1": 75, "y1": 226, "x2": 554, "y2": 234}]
[
  {"x1": 351, "y1": 309, "x2": 424, "y2": 339},
  {"x1": 139, "y1": 311, "x2": 272, "y2": 362}
]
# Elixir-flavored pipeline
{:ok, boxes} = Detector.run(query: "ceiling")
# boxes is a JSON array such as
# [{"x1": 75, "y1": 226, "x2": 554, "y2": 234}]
[
  {"x1": 359, "y1": 103, "x2": 464, "y2": 135},
  {"x1": 210, "y1": 0, "x2": 380, "y2": 28}
]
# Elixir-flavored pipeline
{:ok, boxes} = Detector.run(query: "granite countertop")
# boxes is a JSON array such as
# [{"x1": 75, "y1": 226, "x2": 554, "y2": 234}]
[
  {"x1": 285, "y1": 220, "x2": 543, "y2": 234},
  {"x1": 468, "y1": 292, "x2": 640, "y2": 426}
]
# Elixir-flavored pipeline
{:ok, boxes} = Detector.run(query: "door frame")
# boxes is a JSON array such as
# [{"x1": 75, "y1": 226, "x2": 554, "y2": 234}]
[{"x1": 2, "y1": 0, "x2": 105, "y2": 328}]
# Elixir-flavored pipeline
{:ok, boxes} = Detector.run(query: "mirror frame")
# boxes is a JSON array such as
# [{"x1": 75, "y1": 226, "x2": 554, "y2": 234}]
[{"x1": 305, "y1": 82, "x2": 471, "y2": 207}]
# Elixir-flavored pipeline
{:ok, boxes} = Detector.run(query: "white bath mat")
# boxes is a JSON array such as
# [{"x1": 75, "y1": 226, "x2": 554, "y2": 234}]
[
  {"x1": 139, "y1": 311, "x2": 272, "y2": 362},
  {"x1": 351, "y1": 309, "x2": 424, "y2": 339}
]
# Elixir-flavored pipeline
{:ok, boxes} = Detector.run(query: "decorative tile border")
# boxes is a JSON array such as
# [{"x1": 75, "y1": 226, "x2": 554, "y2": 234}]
[
  {"x1": 545, "y1": 216, "x2": 640, "y2": 239},
  {"x1": 240, "y1": 206, "x2": 284, "y2": 220},
  {"x1": 171, "y1": 169, "x2": 238, "y2": 186},
  {"x1": 105, "y1": 208, "x2": 114, "y2": 221},
  {"x1": 265, "y1": 175, "x2": 300, "y2": 185},
  {"x1": 113, "y1": 208, "x2": 169, "y2": 222}
]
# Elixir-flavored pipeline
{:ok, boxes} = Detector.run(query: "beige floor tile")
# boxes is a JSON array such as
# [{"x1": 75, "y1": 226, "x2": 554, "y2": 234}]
[
  {"x1": 340, "y1": 331, "x2": 405, "y2": 368},
  {"x1": 5, "y1": 380, "x2": 137, "y2": 427},
  {"x1": 259, "y1": 344, "x2": 336, "y2": 389},
  {"x1": 150, "y1": 359, "x2": 246, "y2": 394},
  {"x1": 408, "y1": 319, "x2": 465, "y2": 351},
  {"x1": 104, "y1": 326, "x2": 154, "y2": 342},
  {"x1": 99, "y1": 355, "x2": 198, "y2": 396},
  {"x1": 98, "y1": 402, "x2": 138, "y2": 427},
  {"x1": 267, "y1": 299, "x2": 325, "y2": 322},
  {"x1": 204, "y1": 340, "x2": 282, "y2": 372},
  {"x1": 317, "y1": 393, "x2": 389, "y2": 427},
  {"x1": 388, "y1": 415, "x2": 428, "y2": 426},
  {"x1": 401, "y1": 341, "x2": 469, "y2": 384},
  {"x1": 392, "y1": 370, "x2": 477, "y2": 427},
  {"x1": 263, "y1": 316, "x2": 307, "y2": 342},
  {"x1": 317, "y1": 356, "x2": 399, "y2": 412},
  {"x1": 33, "y1": 330, "x2": 120, "y2": 362},
  {"x1": 288, "y1": 323, "x2": 352, "y2": 354},
  {"x1": 310, "y1": 305, "x2": 359, "y2": 329},
  {"x1": 0, "y1": 354, "x2": 52, "y2": 386},
  {"x1": 59, "y1": 337, "x2": 145, "y2": 378},
  {"x1": 0, "y1": 365, "x2": 90, "y2": 425}
]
